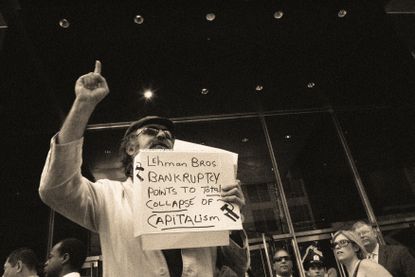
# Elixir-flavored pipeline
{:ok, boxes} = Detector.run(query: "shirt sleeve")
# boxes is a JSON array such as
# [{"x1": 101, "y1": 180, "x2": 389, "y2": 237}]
[
  {"x1": 218, "y1": 230, "x2": 250, "y2": 276},
  {"x1": 38, "y1": 134, "x2": 102, "y2": 232}
]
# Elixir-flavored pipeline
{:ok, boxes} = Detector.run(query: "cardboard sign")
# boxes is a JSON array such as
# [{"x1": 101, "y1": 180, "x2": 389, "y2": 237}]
[{"x1": 133, "y1": 144, "x2": 242, "y2": 250}]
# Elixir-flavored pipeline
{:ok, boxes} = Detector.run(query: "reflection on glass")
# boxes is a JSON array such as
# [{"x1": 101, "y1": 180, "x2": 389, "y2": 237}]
[
  {"x1": 266, "y1": 113, "x2": 366, "y2": 231},
  {"x1": 338, "y1": 109, "x2": 415, "y2": 222},
  {"x1": 381, "y1": 225, "x2": 415, "y2": 253},
  {"x1": 52, "y1": 213, "x2": 89, "y2": 252},
  {"x1": 243, "y1": 183, "x2": 288, "y2": 235},
  {"x1": 250, "y1": 247, "x2": 272, "y2": 277},
  {"x1": 174, "y1": 117, "x2": 289, "y2": 235},
  {"x1": 84, "y1": 129, "x2": 126, "y2": 181}
]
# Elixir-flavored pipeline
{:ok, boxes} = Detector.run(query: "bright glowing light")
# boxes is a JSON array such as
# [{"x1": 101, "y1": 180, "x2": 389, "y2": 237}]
[
  {"x1": 273, "y1": 11, "x2": 284, "y2": 19},
  {"x1": 338, "y1": 10, "x2": 347, "y2": 18},
  {"x1": 255, "y1": 85, "x2": 264, "y2": 91},
  {"x1": 201, "y1": 88, "x2": 209, "y2": 95},
  {"x1": 206, "y1": 13, "x2": 216, "y2": 21},
  {"x1": 144, "y1": 90, "x2": 153, "y2": 99},
  {"x1": 134, "y1": 15, "x2": 144, "y2": 24},
  {"x1": 59, "y1": 19, "x2": 70, "y2": 28}
]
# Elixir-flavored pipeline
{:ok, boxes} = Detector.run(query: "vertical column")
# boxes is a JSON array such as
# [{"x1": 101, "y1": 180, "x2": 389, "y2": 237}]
[
  {"x1": 260, "y1": 115, "x2": 306, "y2": 277},
  {"x1": 330, "y1": 110, "x2": 384, "y2": 243},
  {"x1": 46, "y1": 209, "x2": 55, "y2": 255}
]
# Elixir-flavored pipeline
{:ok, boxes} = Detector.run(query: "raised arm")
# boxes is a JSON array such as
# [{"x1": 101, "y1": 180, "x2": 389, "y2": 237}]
[
  {"x1": 39, "y1": 61, "x2": 109, "y2": 232},
  {"x1": 58, "y1": 60, "x2": 109, "y2": 144}
]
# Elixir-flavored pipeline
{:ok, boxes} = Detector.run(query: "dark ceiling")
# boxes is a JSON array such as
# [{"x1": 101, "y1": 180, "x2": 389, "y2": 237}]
[{"x1": 1, "y1": 0, "x2": 415, "y2": 134}]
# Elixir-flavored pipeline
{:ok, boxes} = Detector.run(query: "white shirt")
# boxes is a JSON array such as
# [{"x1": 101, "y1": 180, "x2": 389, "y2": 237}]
[
  {"x1": 62, "y1": 273, "x2": 81, "y2": 277},
  {"x1": 368, "y1": 243, "x2": 379, "y2": 263},
  {"x1": 39, "y1": 136, "x2": 249, "y2": 277}
]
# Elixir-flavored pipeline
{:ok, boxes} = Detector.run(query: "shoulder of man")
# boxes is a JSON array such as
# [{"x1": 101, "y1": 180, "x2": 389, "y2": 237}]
[{"x1": 382, "y1": 244, "x2": 415, "y2": 260}]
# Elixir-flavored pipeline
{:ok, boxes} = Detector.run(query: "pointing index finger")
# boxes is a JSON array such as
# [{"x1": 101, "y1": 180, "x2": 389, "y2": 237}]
[{"x1": 94, "y1": 60, "x2": 102, "y2": 74}]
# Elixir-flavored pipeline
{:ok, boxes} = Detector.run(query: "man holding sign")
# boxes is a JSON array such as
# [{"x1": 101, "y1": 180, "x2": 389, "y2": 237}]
[{"x1": 39, "y1": 61, "x2": 249, "y2": 277}]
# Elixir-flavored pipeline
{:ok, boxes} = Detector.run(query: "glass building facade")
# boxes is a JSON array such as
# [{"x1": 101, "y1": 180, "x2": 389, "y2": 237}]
[{"x1": 49, "y1": 107, "x2": 415, "y2": 277}]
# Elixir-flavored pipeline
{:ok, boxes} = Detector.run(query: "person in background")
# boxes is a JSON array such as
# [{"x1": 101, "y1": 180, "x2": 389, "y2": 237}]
[
  {"x1": 352, "y1": 220, "x2": 415, "y2": 277},
  {"x1": 2, "y1": 247, "x2": 39, "y2": 277},
  {"x1": 43, "y1": 238, "x2": 86, "y2": 277},
  {"x1": 273, "y1": 248, "x2": 295, "y2": 277},
  {"x1": 302, "y1": 245, "x2": 337, "y2": 277},
  {"x1": 331, "y1": 230, "x2": 391, "y2": 277}
]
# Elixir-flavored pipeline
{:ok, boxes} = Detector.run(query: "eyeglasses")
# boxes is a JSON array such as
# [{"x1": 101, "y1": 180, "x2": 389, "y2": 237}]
[
  {"x1": 273, "y1": 256, "x2": 291, "y2": 262},
  {"x1": 136, "y1": 127, "x2": 173, "y2": 140},
  {"x1": 330, "y1": 239, "x2": 351, "y2": 249},
  {"x1": 356, "y1": 230, "x2": 371, "y2": 237}
]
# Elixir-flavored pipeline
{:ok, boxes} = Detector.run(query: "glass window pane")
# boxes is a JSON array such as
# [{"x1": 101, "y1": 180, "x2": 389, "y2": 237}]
[
  {"x1": 337, "y1": 109, "x2": 415, "y2": 221},
  {"x1": 52, "y1": 213, "x2": 89, "y2": 250},
  {"x1": 175, "y1": 117, "x2": 289, "y2": 236},
  {"x1": 249, "y1": 246, "x2": 273, "y2": 277},
  {"x1": 266, "y1": 113, "x2": 367, "y2": 231},
  {"x1": 1, "y1": 133, "x2": 51, "y2": 263},
  {"x1": 84, "y1": 129, "x2": 126, "y2": 181},
  {"x1": 380, "y1": 224, "x2": 415, "y2": 253}
]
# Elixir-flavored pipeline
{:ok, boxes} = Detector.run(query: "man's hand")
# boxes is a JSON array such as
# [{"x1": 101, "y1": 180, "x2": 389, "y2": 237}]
[
  {"x1": 57, "y1": 60, "x2": 109, "y2": 144},
  {"x1": 221, "y1": 180, "x2": 246, "y2": 209},
  {"x1": 75, "y1": 60, "x2": 109, "y2": 105}
]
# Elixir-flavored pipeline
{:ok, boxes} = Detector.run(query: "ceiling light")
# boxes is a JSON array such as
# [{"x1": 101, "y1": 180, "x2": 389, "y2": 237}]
[
  {"x1": 144, "y1": 90, "x2": 153, "y2": 99},
  {"x1": 273, "y1": 11, "x2": 284, "y2": 19},
  {"x1": 201, "y1": 88, "x2": 209, "y2": 95},
  {"x1": 134, "y1": 15, "x2": 144, "y2": 24},
  {"x1": 255, "y1": 85, "x2": 264, "y2": 92},
  {"x1": 307, "y1": 82, "x2": 316, "y2": 89},
  {"x1": 59, "y1": 19, "x2": 70, "y2": 28},
  {"x1": 338, "y1": 10, "x2": 347, "y2": 18},
  {"x1": 206, "y1": 13, "x2": 216, "y2": 21}
]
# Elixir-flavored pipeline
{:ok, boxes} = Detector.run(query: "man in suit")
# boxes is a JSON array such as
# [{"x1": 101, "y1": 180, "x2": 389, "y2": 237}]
[
  {"x1": 43, "y1": 238, "x2": 86, "y2": 277},
  {"x1": 352, "y1": 220, "x2": 415, "y2": 277},
  {"x1": 2, "y1": 248, "x2": 39, "y2": 277}
]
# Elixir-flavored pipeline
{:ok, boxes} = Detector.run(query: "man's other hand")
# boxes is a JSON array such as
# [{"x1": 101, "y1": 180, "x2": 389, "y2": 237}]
[{"x1": 221, "y1": 180, "x2": 246, "y2": 209}]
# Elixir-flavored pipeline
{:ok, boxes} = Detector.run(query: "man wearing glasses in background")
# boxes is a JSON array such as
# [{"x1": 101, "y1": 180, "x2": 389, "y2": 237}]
[
  {"x1": 352, "y1": 220, "x2": 415, "y2": 277},
  {"x1": 39, "y1": 61, "x2": 249, "y2": 277},
  {"x1": 273, "y1": 248, "x2": 295, "y2": 277}
]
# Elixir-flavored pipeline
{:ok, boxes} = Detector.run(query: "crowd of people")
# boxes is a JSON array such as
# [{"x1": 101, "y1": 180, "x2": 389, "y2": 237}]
[
  {"x1": 3, "y1": 221, "x2": 415, "y2": 277},
  {"x1": 2, "y1": 238, "x2": 86, "y2": 277},
  {"x1": 272, "y1": 221, "x2": 415, "y2": 277}
]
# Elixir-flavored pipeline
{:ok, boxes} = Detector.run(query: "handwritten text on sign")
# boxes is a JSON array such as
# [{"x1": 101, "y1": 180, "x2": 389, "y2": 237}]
[{"x1": 134, "y1": 150, "x2": 242, "y2": 236}]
